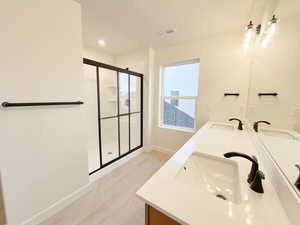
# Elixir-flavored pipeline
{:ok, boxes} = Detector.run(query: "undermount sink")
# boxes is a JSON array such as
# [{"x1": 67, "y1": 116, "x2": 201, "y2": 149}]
[
  {"x1": 175, "y1": 152, "x2": 241, "y2": 204},
  {"x1": 210, "y1": 123, "x2": 234, "y2": 131},
  {"x1": 260, "y1": 129, "x2": 299, "y2": 140}
]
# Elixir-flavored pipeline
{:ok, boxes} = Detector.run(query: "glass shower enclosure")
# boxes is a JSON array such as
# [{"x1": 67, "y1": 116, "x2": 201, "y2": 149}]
[{"x1": 83, "y1": 58, "x2": 143, "y2": 175}]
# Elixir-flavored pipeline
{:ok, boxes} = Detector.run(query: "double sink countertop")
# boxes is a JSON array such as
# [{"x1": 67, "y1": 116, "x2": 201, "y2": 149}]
[{"x1": 136, "y1": 122, "x2": 291, "y2": 225}]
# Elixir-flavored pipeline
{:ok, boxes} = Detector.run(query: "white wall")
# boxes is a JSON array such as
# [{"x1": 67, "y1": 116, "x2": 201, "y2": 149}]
[
  {"x1": 0, "y1": 1, "x2": 89, "y2": 224},
  {"x1": 151, "y1": 32, "x2": 252, "y2": 152},
  {"x1": 247, "y1": 13, "x2": 300, "y2": 131},
  {"x1": 83, "y1": 47, "x2": 115, "y2": 65}
]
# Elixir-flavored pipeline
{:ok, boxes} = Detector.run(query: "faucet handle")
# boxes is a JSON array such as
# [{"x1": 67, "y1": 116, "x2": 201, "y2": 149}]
[
  {"x1": 248, "y1": 155, "x2": 258, "y2": 184},
  {"x1": 258, "y1": 170, "x2": 265, "y2": 179},
  {"x1": 250, "y1": 170, "x2": 265, "y2": 194},
  {"x1": 295, "y1": 165, "x2": 300, "y2": 191}
]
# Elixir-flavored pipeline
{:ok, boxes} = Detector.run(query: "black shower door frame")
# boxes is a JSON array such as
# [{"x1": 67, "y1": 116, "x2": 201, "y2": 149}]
[{"x1": 83, "y1": 58, "x2": 143, "y2": 175}]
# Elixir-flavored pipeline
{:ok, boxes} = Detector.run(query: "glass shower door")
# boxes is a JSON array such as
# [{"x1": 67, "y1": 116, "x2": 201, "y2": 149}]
[
  {"x1": 84, "y1": 58, "x2": 143, "y2": 175},
  {"x1": 130, "y1": 75, "x2": 142, "y2": 149},
  {"x1": 119, "y1": 73, "x2": 130, "y2": 155},
  {"x1": 99, "y1": 68, "x2": 119, "y2": 165}
]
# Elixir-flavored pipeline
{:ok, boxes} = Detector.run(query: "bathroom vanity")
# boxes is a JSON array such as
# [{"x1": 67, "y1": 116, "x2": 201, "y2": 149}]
[
  {"x1": 145, "y1": 204, "x2": 180, "y2": 225},
  {"x1": 137, "y1": 122, "x2": 292, "y2": 225},
  {"x1": 138, "y1": 8, "x2": 300, "y2": 223},
  {"x1": 0, "y1": 177, "x2": 6, "y2": 225}
]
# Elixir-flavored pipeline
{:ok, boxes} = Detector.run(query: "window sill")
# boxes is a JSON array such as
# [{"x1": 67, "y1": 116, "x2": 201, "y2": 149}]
[{"x1": 158, "y1": 124, "x2": 196, "y2": 133}]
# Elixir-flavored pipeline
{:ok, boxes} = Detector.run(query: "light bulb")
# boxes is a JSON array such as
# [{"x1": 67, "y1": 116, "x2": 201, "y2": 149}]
[
  {"x1": 243, "y1": 21, "x2": 254, "y2": 50},
  {"x1": 261, "y1": 23, "x2": 276, "y2": 48},
  {"x1": 243, "y1": 29, "x2": 254, "y2": 50},
  {"x1": 261, "y1": 15, "x2": 278, "y2": 48}
]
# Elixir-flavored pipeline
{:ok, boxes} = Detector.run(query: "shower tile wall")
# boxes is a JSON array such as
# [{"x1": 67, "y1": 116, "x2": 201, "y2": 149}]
[{"x1": 83, "y1": 64, "x2": 100, "y2": 173}]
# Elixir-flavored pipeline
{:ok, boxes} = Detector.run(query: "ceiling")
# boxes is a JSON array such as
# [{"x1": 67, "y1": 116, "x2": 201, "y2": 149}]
[{"x1": 76, "y1": 0, "x2": 255, "y2": 56}]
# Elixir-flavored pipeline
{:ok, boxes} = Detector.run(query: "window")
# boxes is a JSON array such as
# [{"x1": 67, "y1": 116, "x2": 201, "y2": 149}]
[{"x1": 159, "y1": 60, "x2": 199, "y2": 131}]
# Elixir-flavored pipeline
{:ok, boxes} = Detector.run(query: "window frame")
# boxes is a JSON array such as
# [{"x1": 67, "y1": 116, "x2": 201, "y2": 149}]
[{"x1": 158, "y1": 59, "x2": 200, "y2": 132}]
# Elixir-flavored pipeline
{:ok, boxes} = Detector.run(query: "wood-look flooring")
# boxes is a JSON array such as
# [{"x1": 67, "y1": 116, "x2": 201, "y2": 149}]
[{"x1": 40, "y1": 151, "x2": 170, "y2": 225}]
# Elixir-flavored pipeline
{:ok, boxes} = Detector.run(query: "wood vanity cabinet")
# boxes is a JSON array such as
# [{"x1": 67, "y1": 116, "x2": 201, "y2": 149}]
[
  {"x1": 145, "y1": 204, "x2": 181, "y2": 225},
  {"x1": 0, "y1": 182, "x2": 6, "y2": 225}
]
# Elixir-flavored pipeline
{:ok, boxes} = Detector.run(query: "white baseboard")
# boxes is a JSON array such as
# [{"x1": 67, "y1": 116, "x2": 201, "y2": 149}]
[
  {"x1": 89, "y1": 147, "x2": 145, "y2": 182},
  {"x1": 151, "y1": 145, "x2": 176, "y2": 155},
  {"x1": 21, "y1": 147, "x2": 145, "y2": 225},
  {"x1": 21, "y1": 183, "x2": 92, "y2": 225}
]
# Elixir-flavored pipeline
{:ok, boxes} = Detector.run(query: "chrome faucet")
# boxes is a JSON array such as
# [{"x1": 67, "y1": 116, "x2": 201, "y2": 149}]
[
  {"x1": 229, "y1": 118, "x2": 243, "y2": 130},
  {"x1": 224, "y1": 152, "x2": 265, "y2": 193},
  {"x1": 253, "y1": 121, "x2": 271, "y2": 132}
]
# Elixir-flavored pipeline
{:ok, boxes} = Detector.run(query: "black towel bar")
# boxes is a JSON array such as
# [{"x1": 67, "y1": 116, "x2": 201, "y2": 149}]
[
  {"x1": 224, "y1": 93, "x2": 240, "y2": 97},
  {"x1": 2, "y1": 101, "x2": 84, "y2": 107},
  {"x1": 258, "y1": 93, "x2": 278, "y2": 97}
]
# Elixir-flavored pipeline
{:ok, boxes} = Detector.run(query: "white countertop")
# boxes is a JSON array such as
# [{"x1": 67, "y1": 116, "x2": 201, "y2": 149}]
[
  {"x1": 258, "y1": 132, "x2": 300, "y2": 191},
  {"x1": 136, "y1": 122, "x2": 291, "y2": 225}
]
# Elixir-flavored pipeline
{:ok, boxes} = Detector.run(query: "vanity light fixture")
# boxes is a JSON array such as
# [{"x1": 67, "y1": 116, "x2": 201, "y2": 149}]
[
  {"x1": 256, "y1": 24, "x2": 262, "y2": 35},
  {"x1": 261, "y1": 15, "x2": 278, "y2": 48},
  {"x1": 243, "y1": 21, "x2": 254, "y2": 50}
]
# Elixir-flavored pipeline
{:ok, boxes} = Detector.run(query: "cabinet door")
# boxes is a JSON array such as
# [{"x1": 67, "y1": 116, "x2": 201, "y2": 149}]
[
  {"x1": 0, "y1": 181, "x2": 6, "y2": 225},
  {"x1": 146, "y1": 204, "x2": 181, "y2": 225}
]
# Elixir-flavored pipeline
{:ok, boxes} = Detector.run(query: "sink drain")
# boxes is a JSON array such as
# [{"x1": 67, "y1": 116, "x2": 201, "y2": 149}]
[{"x1": 215, "y1": 194, "x2": 227, "y2": 201}]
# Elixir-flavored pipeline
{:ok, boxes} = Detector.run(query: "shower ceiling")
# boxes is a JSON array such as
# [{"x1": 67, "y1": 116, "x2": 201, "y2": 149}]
[{"x1": 76, "y1": 0, "x2": 254, "y2": 55}]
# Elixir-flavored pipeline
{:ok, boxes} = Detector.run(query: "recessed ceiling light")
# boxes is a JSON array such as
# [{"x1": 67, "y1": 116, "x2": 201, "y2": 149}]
[{"x1": 98, "y1": 40, "x2": 106, "y2": 46}]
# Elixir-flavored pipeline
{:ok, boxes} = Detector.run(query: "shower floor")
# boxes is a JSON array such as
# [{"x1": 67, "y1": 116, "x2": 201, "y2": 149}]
[{"x1": 88, "y1": 143, "x2": 130, "y2": 173}]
